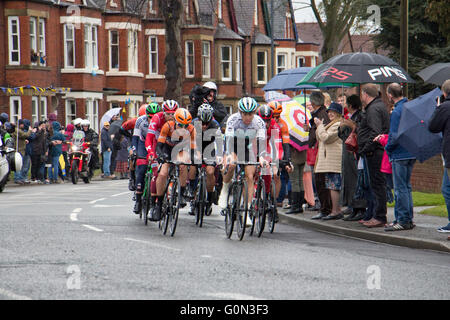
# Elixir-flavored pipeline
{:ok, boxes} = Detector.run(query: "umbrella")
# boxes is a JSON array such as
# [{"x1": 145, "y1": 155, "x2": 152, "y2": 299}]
[
  {"x1": 417, "y1": 62, "x2": 450, "y2": 86},
  {"x1": 297, "y1": 52, "x2": 415, "y2": 85},
  {"x1": 265, "y1": 93, "x2": 311, "y2": 152},
  {"x1": 100, "y1": 107, "x2": 121, "y2": 130},
  {"x1": 263, "y1": 67, "x2": 315, "y2": 91},
  {"x1": 397, "y1": 87, "x2": 443, "y2": 163}
]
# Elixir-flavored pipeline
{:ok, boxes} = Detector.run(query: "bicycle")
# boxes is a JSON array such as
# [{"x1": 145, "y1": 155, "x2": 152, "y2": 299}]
[
  {"x1": 158, "y1": 159, "x2": 190, "y2": 237},
  {"x1": 249, "y1": 165, "x2": 266, "y2": 237},
  {"x1": 141, "y1": 161, "x2": 155, "y2": 225},
  {"x1": 191, "y1": 159, "x2": 216, "y2": 228},
  {"x1": 222, "y1": 161, "x2": 259, "y2": 241}
]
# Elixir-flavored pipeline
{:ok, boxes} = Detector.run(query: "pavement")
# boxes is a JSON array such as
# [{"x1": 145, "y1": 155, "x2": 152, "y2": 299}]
[{"x1": 6, "y1": 177, "x2": 450, "y2": 254}]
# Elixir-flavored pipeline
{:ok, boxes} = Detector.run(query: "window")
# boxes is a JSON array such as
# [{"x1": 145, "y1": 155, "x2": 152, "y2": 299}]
[
  {"x1": 129, "y1": 102, "x2": 138, "y2": 118},
  {"x1": 128, "y1": 30, "x2": 138, "y2": 73},
  {"x1": 8, "y1": 16, "x2": 20, "y2": 65},
  {"x1": 84, "y1": 25, "x2": 98, "y2": 69},
  {"x1": 38, "y1": 19, "x2": 46, "y2": 65},
  {"x1": 149, "y1": 36, "x2": 158, "y2": 74},
  {"x1": 221, "y1": 45, "x2": 232, "y2": 81},
  {"x1": 257, "y1": 51, "x2": 267, "y2": 83},
  {"x1": 9, "y1": 97, "x2": 21, "y2": 125},
  {"x1": 31, "y1": 97, "x2": 39, "y2": 125},
  {"x1": 235, "y1": 46, "x2": 241, "y2": 82},
  {"x1": 202, "y1": 41, "x2": 210, "y2": 78},
  {"x1": 110, "y1": 30, "x2": 119, "y2": 70},
  {"x1": 185, "y1": 41, "x2": 194, "y2": 77},
  {"x1": 277, "y1": 53, "x2": 287, "y2": 74},
  {"x1": 297, "y1": 56, "x2": 305, "y2": 67},
  {"x1": 30, "y1": 18, "x2": 37, "y2": 64},
  {"x1": 65, "y1": 100, "x2": 76, "y2": 126},
  {"x1": 64, "y1": 24, "x2": 75, "y2": 68},
  {"x1": 40, "y1": 97, "x2": 47, "y2": 121},
  {"x1": 85, "y1": 99, "x2": 99, "y2": 133}
]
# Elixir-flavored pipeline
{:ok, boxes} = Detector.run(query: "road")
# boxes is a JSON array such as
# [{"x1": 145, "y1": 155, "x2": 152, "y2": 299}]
[{"x1": 0, "y1": 180, "x2": 449, "y2": 300}]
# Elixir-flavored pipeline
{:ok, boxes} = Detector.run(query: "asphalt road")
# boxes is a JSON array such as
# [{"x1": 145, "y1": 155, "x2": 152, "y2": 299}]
[{"x1": 0, "y1": 180, "x2": 449, "y2": 300}]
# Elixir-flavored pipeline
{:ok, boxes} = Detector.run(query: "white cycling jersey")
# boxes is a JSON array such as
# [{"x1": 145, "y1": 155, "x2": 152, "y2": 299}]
[{"x1": 224, "y1": 113, "x2": 266, "y2": 140}]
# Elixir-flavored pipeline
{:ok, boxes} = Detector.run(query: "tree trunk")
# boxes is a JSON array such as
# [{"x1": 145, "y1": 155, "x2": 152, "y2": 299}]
[{"x1": 158, "y1": 0, "x2": 183, "y2": 102}]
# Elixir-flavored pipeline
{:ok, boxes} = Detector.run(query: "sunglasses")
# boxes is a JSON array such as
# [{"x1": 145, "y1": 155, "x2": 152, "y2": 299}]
[{"x1": 177, "y1": 123, "x2": 189, "y2": 128}]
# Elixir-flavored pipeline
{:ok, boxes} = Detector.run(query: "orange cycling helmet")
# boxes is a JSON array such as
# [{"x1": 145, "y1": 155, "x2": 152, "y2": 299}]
[
  {"x1": 268, "y1": 101, "x2": 283, "y2": 115},
  {"x1": 174, "y1": 108, "x2": 192, "y2": 126},
  {"x1": 138, "y1": 104, "x2": 147, "y2": 116}
]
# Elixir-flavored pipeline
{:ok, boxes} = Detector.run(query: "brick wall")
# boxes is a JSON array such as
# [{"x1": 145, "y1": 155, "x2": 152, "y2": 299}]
[{"x1": 411, "y1": 155, "x2": 443, "y2": 193}]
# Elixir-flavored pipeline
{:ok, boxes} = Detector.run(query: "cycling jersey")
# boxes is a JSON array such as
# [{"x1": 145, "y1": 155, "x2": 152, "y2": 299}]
[
  {"x1": 274, "y1": 118, "x2": 290, "y2": 160},
  {"x1": 157, "y1": 121, "x2": 196, "y2": 151},
  {"x1": 145, "y1": 112, "x2": 166, "y2": 158},
  {"x1": 266, "y1": 119, "x2": 283, "y2": 161},
  {"x1": 132, "y1": 115, "x2": 150, "y2": 164},
  {"x1": 224, "y1": 113, "x2": 266, "y2": 158},
  {"x1": 192, "y1": 118, "x2": 221, "y2": 154}
]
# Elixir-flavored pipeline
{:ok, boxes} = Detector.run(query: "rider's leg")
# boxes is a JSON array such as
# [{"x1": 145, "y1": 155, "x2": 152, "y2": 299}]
[
  {"x1": 133, "y1": 164, "x2": 146, "y2": 213},
  {"x1": 218, "y1": 161, "x2": 236, "y2": 209}
]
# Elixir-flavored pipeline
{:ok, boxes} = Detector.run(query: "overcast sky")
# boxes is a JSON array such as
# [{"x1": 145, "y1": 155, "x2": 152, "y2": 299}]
[{"x1": 292, "y1": 1, "x2": 318, "y2": 23}]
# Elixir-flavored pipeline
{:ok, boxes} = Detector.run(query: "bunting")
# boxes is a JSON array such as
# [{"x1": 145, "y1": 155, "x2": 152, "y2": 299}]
[{"x1": 0, "y1": 85, "x2": 71, "y2": 95}]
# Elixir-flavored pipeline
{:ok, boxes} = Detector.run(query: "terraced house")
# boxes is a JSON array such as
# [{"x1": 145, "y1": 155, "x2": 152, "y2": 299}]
[{"x1": 0, "y1": 0, "x2": 319, "y2": 131}]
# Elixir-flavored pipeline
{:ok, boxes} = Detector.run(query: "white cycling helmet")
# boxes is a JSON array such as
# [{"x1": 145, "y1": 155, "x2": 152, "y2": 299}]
[
  {"x1": 73, "y1": 118, "x2": 82, "y2": 126},
  {"x1": 80, "y1": 119, "x2": 90, "y2": 127},
  {"x1": 203, "y1": 81, "x2": 217, "y2": 92}
]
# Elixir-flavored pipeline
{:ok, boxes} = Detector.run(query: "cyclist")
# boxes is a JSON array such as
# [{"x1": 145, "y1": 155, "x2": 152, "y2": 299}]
[
  {"x1": 131, "y1": 102, "x2": 161, "y2": 214},
  {"x1": 144, "y1": 100, "x2": 179, "y2": 218},
  {"x1": 153, "y1": 108, "x2": 198, "y2": 220},
  {"x1": 218, "y1": 97, "x2": 268, "y2": 226},
  {"x1": 187, "y1": 103, "x2": 222, "y2": 216}
]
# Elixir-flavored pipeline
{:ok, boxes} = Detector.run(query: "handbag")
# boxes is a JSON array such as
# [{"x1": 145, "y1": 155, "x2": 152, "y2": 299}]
[
  {"x1": 345, "y1": 129, "x2": 358, "y2": 153},
  {"x1": 306, "y1": 143, "x2": 319, "y2": 166}
]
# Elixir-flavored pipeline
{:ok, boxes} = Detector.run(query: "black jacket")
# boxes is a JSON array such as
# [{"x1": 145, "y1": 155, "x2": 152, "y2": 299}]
[
  {"x1": 188, "y1": 85, "x2": 229, "y2": 127},
  {"x1": 308, "y1": 106, "x2": 330, "y2": 148},
  {"x1": 429, "y1": 96, "x2": 450, "y2": 167},
  {"x1": 357, "y1": 97, "x2": 390, "y2": 155},
  {"x1": 101, "y1": 127, "x2": 113, "y2": 151}
]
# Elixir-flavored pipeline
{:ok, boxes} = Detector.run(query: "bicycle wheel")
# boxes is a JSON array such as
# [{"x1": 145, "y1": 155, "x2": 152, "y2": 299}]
[
  {"x1": 193, "y1": 178, "x2": 201, "y2": 225},
  {"x1": 142, "y1": 174, "x2": 152, "y2": 225},
  {"x1": 268, "y1": 180, "x2": 277, "y2": 234},
  {"x1": 160, "y1": 180, "x2": 171, "y2": 235},
  {"x1": 255, "y1": 180, "x2": 266, "y2": 237},
  {"x1": 249, "y1": 182, "x2": 258, "y2": 236},
  {"x1": 224, "y1": 184, "x2": 236, "y2": 239},
  {"x1": 168, "y1": 178, "x2": 180, "y2": 236},
  {"x1": 236, "y1": 180, "x2": 248, "y2": 241},
  {"x1": 198, "y1": 174, "x2": 207, "y2": 228}
]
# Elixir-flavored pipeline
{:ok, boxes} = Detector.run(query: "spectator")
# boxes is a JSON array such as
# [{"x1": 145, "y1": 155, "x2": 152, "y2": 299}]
[
  {"x1": 49, "y1": 121, "x2": 65, "y2": 183},
  {"x1": 339, "y1": 95, "x2": 365, "y2": 221},
  {"x1": 115, "y1": 135, "x2": 130, "y2": 179},
  {"x1": 101, "y1": 122, "x2": 114, "y2": 178},
  {"x1": 322, "y1": 92, "x2": 332, "y2": 108},
  {"x1": 428, "y1": 79, "x2": 450, "y2": 233},
  {"x1": 336, "y1": 94, "x2": 349, "y2": 119},
  {"x1": 12, "y1": 119, "x2": 32, "y2": 184},
  {"x1": 29, "y1": 121, "x2": 47, "y2": 183},
  {"x1": 314, "y1": 102, "x2": 344, "y2": 220},
  {"x1": 380, "y1": 83, "x2": 416, "y2": 231},
  {"x1": 308, "y1": 91, "x2": 332, "y2": 220},
  {"x1": 358, "y1": 83, "x2": 390, "y2": 228},
  {"x1": 108, "y1": 113, "x2": 122, "y2": 176}
]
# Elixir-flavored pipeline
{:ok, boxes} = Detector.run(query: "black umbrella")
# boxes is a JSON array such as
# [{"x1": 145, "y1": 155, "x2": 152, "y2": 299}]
[
  {"x1": 298, "y1": 52, "x2": 415, "y2": 85},
  {"x1": 417, "y1": 62, "x2": 450, "y2": 86}
]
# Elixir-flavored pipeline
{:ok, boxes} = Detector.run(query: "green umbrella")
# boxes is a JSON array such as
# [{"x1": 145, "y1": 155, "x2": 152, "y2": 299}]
[{"x1": 297, "y1": 65, "x2": 359, "y2": 88}]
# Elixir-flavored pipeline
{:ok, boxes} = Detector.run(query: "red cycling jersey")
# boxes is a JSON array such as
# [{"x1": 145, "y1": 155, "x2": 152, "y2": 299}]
[
  {"x1": 266, "y1": 118, "x2": 283, "y2": 160},
  {"x1": 121, "y1": 117, "x2": 138, "y2": 131},
  {"x1": 145, "y1": 112, "x2": 166, "y2": 158}
]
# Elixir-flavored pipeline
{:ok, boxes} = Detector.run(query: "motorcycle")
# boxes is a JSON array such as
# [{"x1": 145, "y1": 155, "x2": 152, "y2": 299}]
[
  {"x1": 68, "y1": 130, "x2": 91, "y2": 184},
  {"x1": 0, "y1": 134, "x2": 22, "y2": 192}
]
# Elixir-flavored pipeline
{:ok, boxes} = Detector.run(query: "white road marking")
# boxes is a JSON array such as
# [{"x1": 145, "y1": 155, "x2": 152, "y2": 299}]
[
  {"x1": 70, "y1": 213, "x2": 78, "y2": 221},
  {"x1": 73, "y1": 208, "x2": 82, "y2": 213},
  {"x1": 123, "y1": 238, "x2": 181, "y2": 252},
  {"x1": 0, "y1": 288, "x2": 32, "y2": 300},
  {"x1": 200, "y1": 255, "x2": 212, "y2": 258},
  {"x1": 205, "y1": 292, "x2": 263, "y2": 300},
  {"x1": 111, "y1": 191, "x2": 131, "y2": 197},
  {"x1": 89, "y1": 198, "x2": 106, "y2": 204},
  {"x1": 82, "y1": 224, "x2": 103, "y2": 232},
  {"x1": 93, "y1": 204, "x2": 127, "y2": 208}
]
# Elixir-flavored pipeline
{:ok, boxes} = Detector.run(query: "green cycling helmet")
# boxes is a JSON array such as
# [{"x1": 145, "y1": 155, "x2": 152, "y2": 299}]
[
  {"x1": 146, "y1": 102, "x2": 161, "y2": 116},
  {"x1": 238, "y1": 97, "x2": 258, "y2": 113}
]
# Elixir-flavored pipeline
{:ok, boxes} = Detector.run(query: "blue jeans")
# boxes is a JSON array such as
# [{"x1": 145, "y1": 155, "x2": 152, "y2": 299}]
[
  {"x1": 103, "y1": 150, "x2": 112, "y2": 176},
  {"x1": 441, "y1": 169, "x2": 450, "y2": 223},
  {"x1": 391, "y1": 159, "x2": 415, "y2": 225},
  {"x1": 49, "y1": 155, "x2": 60, "y2": 181},
  {"x1": 14, "y1": 153, "x2": 31, "y2": 181},
  {"x1": 277, "y1": 169, "x2": 291, "y2": 203}
]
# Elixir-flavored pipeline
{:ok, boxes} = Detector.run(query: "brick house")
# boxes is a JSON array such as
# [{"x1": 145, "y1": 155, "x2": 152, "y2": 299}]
[{"x1": 0, "y1": 0, "x2": 319, "y2": 132}]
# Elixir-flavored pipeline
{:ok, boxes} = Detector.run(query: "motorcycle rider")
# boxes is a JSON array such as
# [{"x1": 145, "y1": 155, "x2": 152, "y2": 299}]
[
  {"x1": 73, "y1": 118, "x2": 83, "y2": 131},
  {"x1": 80, "y1": 119, "x2": 99, "y2": 179}
]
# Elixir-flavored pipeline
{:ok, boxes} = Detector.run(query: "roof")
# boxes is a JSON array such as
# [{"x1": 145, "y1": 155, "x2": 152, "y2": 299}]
[
  {"x1": 252, "y1": 31, "x2": 272, "y2": 45},
  {"x1": 296, "y1": 22, "x2": 322, "y2": 46},
  {"x1": 233, "y1": 0, "x2": 255, "y2": 37},
  {"x1": 214, "y1": 23, "x2": 244, "y2": 40},
  {"x1": 197, "y1": 0, "x2": 217, "y2": 26}
]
